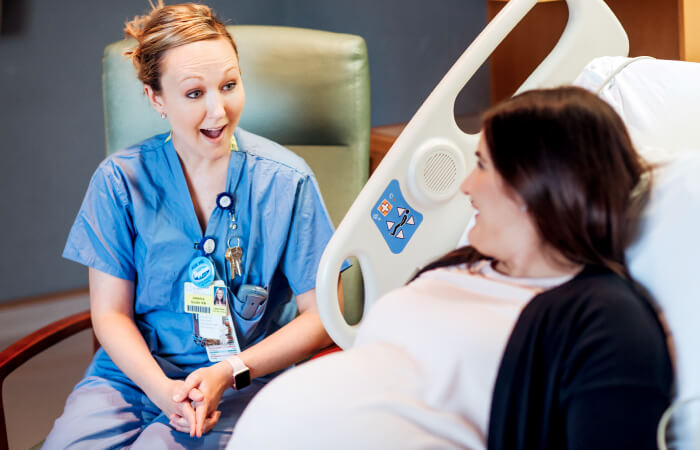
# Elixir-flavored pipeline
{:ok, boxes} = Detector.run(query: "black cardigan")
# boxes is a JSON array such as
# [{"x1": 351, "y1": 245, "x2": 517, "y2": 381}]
[{"x1": 488, "y1": 266, "x2": 673, "y2": 450}]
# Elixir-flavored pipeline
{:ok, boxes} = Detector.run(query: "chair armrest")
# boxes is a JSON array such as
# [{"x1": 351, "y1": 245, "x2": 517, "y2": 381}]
[
  {"x1": 312, "y1": 345, "x2": 342, "y2": 359},
  {"x1": 0, "y1": 310, "x2": 93, "y2": 381},
  {"x1": 0, "y1": 309, "x2": 93, "y2": 450}
]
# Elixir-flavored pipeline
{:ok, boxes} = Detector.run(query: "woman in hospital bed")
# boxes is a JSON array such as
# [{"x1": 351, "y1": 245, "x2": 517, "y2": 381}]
[{"x1": 229, "y1": 87, "x2": 672, "y2": 450}]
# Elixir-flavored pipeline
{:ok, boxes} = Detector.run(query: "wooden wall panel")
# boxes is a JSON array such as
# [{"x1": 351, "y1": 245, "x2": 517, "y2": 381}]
[
  {"x1": 488, "y1": 0, "x2": 692, "y2": 103},
  {"x1": 680, "y1": 0, "x2": 700, "y2": 62},
  {"x1": 487, "y1": 1, "x2": 567, "y2": 103}
]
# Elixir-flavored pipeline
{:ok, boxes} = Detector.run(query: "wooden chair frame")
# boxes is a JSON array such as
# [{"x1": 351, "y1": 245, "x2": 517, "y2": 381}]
[{"x1": 0, "y1": 310, "x2": 96, "y2": 450}]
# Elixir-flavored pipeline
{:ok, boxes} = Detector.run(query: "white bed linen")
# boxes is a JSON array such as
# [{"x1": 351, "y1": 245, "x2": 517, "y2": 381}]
[
  {"x1": 574, "y1": 56, "x2": 700, "y2": 163},
  {"x1": 230, "y1": 265, "x2": 569, "y2": 449}
]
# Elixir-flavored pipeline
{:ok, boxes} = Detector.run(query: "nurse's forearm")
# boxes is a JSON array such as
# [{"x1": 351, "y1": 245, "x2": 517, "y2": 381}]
[
  {"x1": 88, "y1": 268, "x2": 169, "y2": 393},
  {"x1": 92, "y1": 311, "x2": 169, "y2": 392},
  {"x1": 237, "y1": 310, "x2": 332, "y2": 380},
  {"x1": 93, "y1": 309, "x2": 198, "y2": 433},
  {"x1": 235, "y1": 284, "x2": 342, "y2": 380}
]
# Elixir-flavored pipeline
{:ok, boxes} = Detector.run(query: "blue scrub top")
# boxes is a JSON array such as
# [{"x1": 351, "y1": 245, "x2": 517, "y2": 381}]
[{"x1": 64, "y1": 128, "x2": 342, "y2": 376}]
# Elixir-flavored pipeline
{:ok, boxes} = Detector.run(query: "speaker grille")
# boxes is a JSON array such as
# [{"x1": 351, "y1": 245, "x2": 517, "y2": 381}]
[{"x1": 423, "y1": 152, "x2": 457, "y2": 193}]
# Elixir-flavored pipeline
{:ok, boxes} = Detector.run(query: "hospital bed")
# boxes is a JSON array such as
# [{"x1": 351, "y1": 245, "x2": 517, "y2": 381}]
[{"x1": 314, "y1": 0, "x2": 700, "y2": 447}]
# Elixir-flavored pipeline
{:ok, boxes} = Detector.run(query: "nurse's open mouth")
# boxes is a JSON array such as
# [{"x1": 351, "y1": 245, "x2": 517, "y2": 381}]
[{"x1": 201, "y1": 125, "x2": 226, "y2": 139}]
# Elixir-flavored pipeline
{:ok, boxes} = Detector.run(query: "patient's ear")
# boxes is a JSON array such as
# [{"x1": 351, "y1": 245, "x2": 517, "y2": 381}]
[{"x1": 144, "y1": 85, "x2": 165, "y2": 116}]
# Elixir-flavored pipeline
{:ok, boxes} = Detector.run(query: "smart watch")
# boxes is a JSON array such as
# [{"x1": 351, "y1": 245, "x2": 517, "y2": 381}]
[{"x1": 227, "y1": 355, "x2": 251, "y2": 390}]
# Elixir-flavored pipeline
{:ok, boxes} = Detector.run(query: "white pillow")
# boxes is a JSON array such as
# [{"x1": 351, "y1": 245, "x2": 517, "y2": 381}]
[
  {"x1": 627, "y1": 152, "x2": 700, "y2": 403},
  {"x1": 574, "y1": 57, "x2": 700, "y2": 161}
]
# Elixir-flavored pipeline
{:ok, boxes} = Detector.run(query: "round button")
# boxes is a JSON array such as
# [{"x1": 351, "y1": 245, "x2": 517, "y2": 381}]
[
  {"x1": 189, "y1": 256, "x2": 215, "y2": 288},
  {"x1": 217, "y1": 192, "x2": 234, "y2": 210},
  {"x1": 200, "y1": 236, "x2": 216, "y2": 256}
]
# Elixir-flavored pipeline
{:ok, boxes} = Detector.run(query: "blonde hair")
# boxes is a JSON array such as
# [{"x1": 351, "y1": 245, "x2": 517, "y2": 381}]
[{"x1": 123, "y1": 1, "x2": 238, "y2": 93}]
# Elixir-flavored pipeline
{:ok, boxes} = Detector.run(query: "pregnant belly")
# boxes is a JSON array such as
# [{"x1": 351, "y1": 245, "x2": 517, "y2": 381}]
[{"x1": 231, "y1": 343, "x2": 486, "y2": 450}]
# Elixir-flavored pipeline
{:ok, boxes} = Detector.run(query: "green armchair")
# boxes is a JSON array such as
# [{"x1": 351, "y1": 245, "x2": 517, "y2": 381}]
[{"x1": 0, "y1": 25, "x2": 369, "y2": 450}]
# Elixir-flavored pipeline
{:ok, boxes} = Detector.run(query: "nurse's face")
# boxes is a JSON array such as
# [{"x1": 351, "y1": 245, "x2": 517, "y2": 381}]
[
  {"x1": 145, "y1": 37, "x2": 245, "y2": 157},
  {"x1": 460, "y1": 136, "x2": 539, "y2": 262}
]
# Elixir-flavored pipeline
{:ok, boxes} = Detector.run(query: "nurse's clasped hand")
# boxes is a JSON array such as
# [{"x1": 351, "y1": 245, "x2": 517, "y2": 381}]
[
  {"x1": 147, "y1": 378, "x2": 199, "y2": 435},
  {"x1": 171, "y1": 361, "x2": 233, "y2": 437}
]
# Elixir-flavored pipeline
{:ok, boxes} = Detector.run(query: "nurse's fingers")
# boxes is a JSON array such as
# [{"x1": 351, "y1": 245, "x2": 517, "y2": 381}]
[
  {"x1": 169, "y1": 414, "x2": 190, "y2": 433},
  {"x1": 173, "y1": 372, "x2": 203, "y2": 402},
  {"x1": 195, "y1": 401, "x2": 208, "y2": 437},
  {"x1": 201, "y1": 410, "x2": 222, "y2": 435},
  {"x1": 180, "y1": 400, "x2": 197, "y2": 437},
  {"x1": 188, "y1": 387, "x2": 205, "y2": 402},
  {"x1": 172, "y1": 384, "x2": 188, "y2": 402}
]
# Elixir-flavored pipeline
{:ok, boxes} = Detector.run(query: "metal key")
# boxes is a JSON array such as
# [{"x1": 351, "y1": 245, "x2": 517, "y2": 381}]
[{"x1": 225, "y1": 246, "x2": 243, "y2": 279}]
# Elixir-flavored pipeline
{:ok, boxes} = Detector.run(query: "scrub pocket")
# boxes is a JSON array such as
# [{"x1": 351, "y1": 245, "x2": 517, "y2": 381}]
[{"x1": 232, "y1": 285, "x2": 268, "y2": 341}]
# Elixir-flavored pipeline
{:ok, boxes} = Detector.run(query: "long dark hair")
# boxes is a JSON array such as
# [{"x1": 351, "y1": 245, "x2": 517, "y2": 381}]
[{"x1": 417, "y1": 87, "x2": 649, "y2": 280}]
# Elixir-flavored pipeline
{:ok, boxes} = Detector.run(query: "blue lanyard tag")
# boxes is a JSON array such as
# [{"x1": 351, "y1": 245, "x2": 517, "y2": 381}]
[{"x1": 189, "y1": 256, "x2": 215, "y2": 288}]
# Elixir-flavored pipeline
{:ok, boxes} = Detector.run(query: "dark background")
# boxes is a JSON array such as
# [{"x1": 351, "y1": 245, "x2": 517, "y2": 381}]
[{"x1": 0, "y1": 0, "x2": 490, "y2": 303}]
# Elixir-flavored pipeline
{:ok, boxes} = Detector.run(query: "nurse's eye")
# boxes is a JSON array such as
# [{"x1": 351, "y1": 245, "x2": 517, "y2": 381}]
[
  {"x1": 477, "y1": 160, "x2": 485, "y2": 170},
  {"x1": 222, "y1": 81, "x2": 237, "y2": 91},
  {"x1": 186, "y1": 89, "x2": 203, "y2": 99}
]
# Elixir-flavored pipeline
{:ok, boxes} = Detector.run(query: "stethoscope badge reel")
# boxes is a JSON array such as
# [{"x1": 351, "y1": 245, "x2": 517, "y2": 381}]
[
  {"x1": 199, "y1": 235, "x2": 217, "y2": 256},
  {"x1": 217, "y1": 192, "x2": 234, "y2": 211}
]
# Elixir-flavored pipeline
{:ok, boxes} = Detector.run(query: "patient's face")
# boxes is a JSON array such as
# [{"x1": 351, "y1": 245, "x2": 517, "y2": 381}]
[{"x1": 460, "y1": 137, "x2": 539, "y2": 263}]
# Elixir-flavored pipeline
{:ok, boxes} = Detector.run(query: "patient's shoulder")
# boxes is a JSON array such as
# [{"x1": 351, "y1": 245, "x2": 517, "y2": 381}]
[
  {"x1": 527, "y1": 268, "x2": 668, "y2": 366},
  {"x1": 537, "y1": 266, "x2": 647, "y2": 315}
]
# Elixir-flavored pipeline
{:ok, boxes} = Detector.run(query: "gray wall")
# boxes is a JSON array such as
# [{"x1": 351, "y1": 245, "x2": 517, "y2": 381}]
[{"x1": 0, "y1": 0, "x2": 489, "y2": 302}]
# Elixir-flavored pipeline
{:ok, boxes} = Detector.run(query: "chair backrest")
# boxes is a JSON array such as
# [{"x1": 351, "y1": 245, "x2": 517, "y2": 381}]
[{"x1": 102, "y1": 25, "x2": 370, "y2": 321}]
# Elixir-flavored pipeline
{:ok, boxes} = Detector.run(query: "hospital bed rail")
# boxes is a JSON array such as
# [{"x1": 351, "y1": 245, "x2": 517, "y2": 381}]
[{"x1": 317, "y1": 0, "x2": 629, "y2": 349}]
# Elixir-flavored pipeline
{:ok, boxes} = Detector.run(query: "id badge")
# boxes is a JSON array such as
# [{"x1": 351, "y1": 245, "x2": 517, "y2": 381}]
[
  {"x1": 184, "y1": 280, "x2": 228, "y2": 316},
  {"x1": 185, "y1": 280, "x2": 242, "y2": 361},
  {"x1": 201, "y1": 313, "x2": 241, "y2": 361},
  {"x1": 206, "y1": 342, "x2": 241, "y2": 361}
]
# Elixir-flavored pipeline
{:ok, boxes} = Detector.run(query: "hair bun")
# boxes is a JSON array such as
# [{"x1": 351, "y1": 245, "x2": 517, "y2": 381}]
[
  {"x1": 123, "y1": 1, "x2": 165, "y2": 60},
  {"x1": 119, "y1": 1, "x2": 237, "y2": 93}
]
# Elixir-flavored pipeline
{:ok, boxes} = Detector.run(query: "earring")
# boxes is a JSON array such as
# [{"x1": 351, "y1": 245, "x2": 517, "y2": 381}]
[
  {"x1": 160, "y1": 112, "x2": 167, "y2": 119},
  {"x1": 520, "y1": 204, "x2": 528, "y2": 212}
]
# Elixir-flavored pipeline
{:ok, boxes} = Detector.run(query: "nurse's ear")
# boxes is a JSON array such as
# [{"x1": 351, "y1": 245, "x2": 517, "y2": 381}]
[{"x1": 144, "y1": 84, "x2": 166, "y2": 118}]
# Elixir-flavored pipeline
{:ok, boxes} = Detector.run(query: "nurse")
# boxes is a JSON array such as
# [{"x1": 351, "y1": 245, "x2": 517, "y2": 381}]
[{"x1": 45, "y1": 2, "x2": 343, "y2": 448}]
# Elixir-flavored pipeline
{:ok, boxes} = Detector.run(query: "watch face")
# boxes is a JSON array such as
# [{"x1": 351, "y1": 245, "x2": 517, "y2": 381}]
[{"x1": 234, "y1": 369, "x2": 251, "y2": 389}]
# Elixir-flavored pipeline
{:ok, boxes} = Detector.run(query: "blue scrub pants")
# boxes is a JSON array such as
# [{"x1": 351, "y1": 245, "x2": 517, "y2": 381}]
[{"x1": 43, "y1": 375, "x2": 265, "y2": 449}]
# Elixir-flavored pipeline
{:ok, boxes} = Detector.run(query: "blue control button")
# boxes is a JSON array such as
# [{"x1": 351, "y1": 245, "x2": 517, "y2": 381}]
[{"x1": 371, "y1": 179, "x2": 423, "y2": 254}]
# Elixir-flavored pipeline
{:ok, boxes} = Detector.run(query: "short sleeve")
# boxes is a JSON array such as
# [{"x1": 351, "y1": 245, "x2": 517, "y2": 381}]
[
  {"x1": 281, "y1": 174, "x2": 349, "y2": 295},
  {"x1": 62, "y1": 161, "x2": 136, "y2": 280}
]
